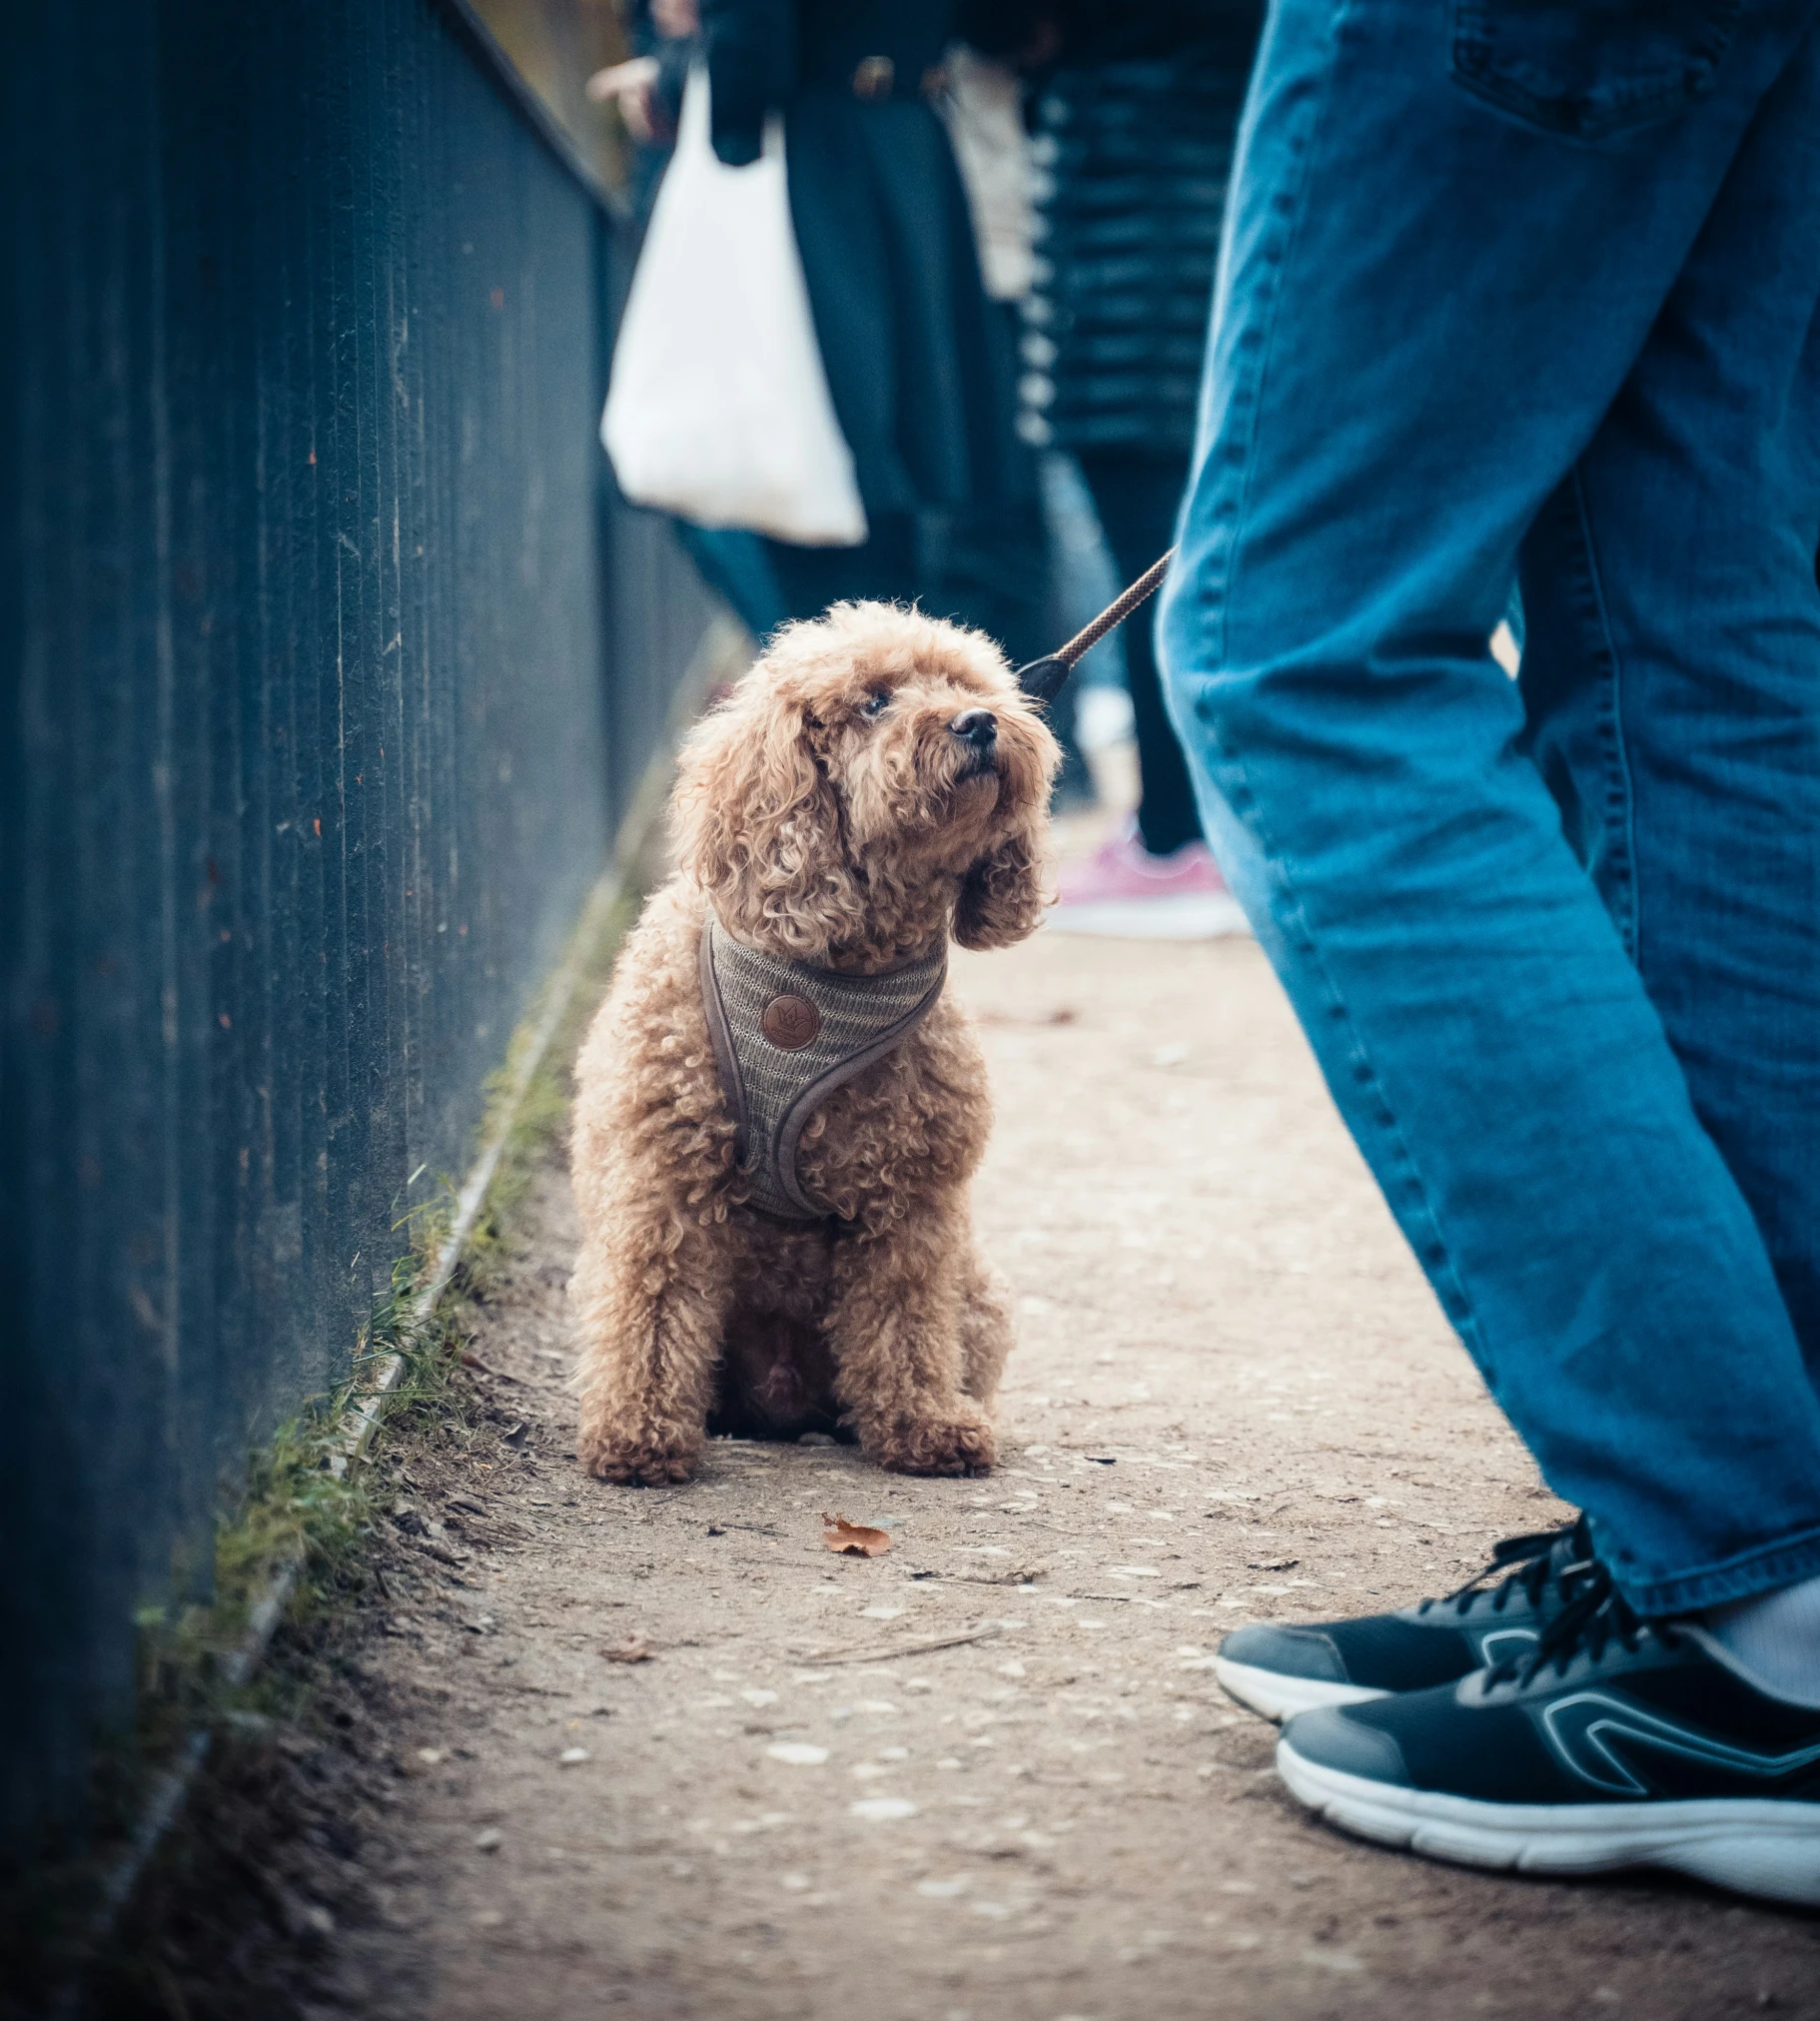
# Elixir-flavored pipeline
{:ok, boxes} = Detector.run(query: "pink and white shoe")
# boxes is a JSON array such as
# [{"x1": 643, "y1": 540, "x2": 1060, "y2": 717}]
[{"x1": 1049, "y1": 818, "x2": 1251, "y2": 941}]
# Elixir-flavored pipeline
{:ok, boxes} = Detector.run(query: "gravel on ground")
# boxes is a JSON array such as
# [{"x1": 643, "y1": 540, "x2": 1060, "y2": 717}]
[{"x1": 110, "y1": 924, "x2": 1820, "y2": 2021}]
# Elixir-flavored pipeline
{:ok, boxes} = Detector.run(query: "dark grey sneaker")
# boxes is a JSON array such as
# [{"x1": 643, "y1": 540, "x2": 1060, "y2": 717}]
[
  {"x1": 1276, "y1": 1563, "x2": 1820, "y2": 1907},
  {"x1": 1216, "y1": 1518, "x2": 1594, "y2": 1721}
]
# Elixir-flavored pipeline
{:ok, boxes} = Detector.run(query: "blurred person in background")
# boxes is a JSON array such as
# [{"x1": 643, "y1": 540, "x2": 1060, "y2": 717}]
[
  {"x1": 970, "y1": 0, "x2": 1263, "y2": 937},
  {"x1": 931, "y1": 38, "x2": 1057, "y2": 691},
  {"x1": 699, "y1": 0, "x2": 1029, "y2": 624},
  {"x1": 591, "y1": 1, "x2": 794, "y2": 638},
  {"x1": 588, "y1": 0, "x2": 697, "y2": 207}
]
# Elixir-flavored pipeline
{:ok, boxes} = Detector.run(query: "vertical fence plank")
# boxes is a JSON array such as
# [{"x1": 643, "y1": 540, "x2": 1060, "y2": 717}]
[{"x1": 1, "y1": 0, "x2": 714, "y2": 1866}]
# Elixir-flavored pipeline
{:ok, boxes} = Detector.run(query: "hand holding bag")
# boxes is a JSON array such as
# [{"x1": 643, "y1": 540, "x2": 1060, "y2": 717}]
[{"x1": 601, "y1": 69, "x2": 867, "y2": 547}]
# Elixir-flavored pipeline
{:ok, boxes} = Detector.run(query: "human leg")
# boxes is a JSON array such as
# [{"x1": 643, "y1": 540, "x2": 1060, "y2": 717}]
[
  {"x1": 674, "y1": 521, "x2": 791, "y2": 639},
  {"x1": 1516, "y1": 24, "x2": 1820, "y2": 1386},
  {"x1": 1050, "y1": 449, "x2": 1244, "y2": 936},
  {"x1": 763, "y1": 512, "x2": 918, "y2": 622},
  {"x1": 1159, "y1": 0, "x2": 1820, "y2": 1616},
  {"x1": 1075, "y1": 448, "x2": 1204, "y2": 856}
]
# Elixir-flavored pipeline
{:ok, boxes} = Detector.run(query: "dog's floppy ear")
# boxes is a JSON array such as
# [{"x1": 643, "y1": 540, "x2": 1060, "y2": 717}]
[
  {"x1": 954, "y1": 818, "x2": 1049, "y2": 950},
  {"x1": 673, "y1": 688, "x2": 867, "y2": 957}
]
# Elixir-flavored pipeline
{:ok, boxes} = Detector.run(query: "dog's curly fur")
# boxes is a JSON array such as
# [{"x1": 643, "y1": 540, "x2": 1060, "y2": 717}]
[{"x1": 569, "y1": 601, "x2": 1059, "y2": 1486}]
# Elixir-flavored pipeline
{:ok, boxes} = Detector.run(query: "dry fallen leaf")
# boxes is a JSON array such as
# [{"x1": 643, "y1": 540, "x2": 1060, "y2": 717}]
[
  {"x1": 601, "y1": 1635, "x2": 652, "y2": 1663},
  {"x1": 821, "y1": 1512, "x2": 891, "y2": 1557}
]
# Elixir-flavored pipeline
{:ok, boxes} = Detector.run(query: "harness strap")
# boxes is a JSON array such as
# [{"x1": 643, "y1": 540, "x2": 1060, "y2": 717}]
[{"x1": 698, "y1": 915, "x2": 948, "y2": 1221}]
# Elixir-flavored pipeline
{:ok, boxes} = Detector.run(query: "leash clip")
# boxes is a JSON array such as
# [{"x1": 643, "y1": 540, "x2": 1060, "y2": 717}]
[{"x1": 1014, "y1": 547, "x2": 1175, "y2": 705}]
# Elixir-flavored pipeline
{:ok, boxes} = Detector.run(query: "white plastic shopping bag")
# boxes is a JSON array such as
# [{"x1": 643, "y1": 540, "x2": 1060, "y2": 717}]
[{"x1": 601, "y1": 71, "x2": 867, "y2": 546}]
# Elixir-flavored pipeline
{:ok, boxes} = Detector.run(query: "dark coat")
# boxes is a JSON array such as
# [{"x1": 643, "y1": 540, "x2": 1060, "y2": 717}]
[
  {"x1": 1021, "y1": 0, "x2": 1265, "y2": 457},
  {"x1": 701, "y1": 0, "x2": 1026, "y2": 519}
]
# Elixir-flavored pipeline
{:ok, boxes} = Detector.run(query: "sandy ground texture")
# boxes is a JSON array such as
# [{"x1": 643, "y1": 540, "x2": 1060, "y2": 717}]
[{"x1": 113, "y1": 926, "x2": 1820, "y2": 2021}]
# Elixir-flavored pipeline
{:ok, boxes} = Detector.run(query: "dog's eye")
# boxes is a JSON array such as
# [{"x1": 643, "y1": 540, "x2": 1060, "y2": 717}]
[{"x1": 859, "y1": 688, "x2": 892, "y2": 720}]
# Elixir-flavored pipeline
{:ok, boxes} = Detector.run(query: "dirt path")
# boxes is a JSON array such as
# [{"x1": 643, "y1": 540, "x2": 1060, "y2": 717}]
[{"x1": 167, "y1": 927, "x2": 1820, "y2": 2021}]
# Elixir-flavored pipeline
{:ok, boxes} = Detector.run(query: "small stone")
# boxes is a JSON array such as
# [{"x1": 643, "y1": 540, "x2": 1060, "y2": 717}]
[
  {"x1": 766, "y1": 1741, "x2": 829, "y2": 1765},
  {"x1": 558, "y1": 1746, "x2": 590, "y2": 1765},
  {"x1": 850, "y1": 1796, "x2": 917, "y2": 1820},
  {"x1": 474, "y1": 1828, "x2": 503, "y2": 1851}
]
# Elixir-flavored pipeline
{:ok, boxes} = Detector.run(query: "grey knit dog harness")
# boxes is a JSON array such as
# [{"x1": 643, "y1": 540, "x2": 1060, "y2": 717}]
[{"x1": 698, "y1": 914, "x2": 948, "y2": 1221}]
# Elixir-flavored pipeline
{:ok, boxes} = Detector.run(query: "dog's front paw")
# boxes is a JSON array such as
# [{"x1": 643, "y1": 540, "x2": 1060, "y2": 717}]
[
  {"x1": 576, "y1": 1424, "x2": 700, "y2": 1487},
  {"x1": 867, "y1": 1409, "x2": 996, "y2": 1478}
]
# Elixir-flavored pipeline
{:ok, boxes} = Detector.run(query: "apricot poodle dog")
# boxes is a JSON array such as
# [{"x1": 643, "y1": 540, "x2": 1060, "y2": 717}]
[{"x1": 569, "y1": 601, "x2": 1059, "y2": 1485}]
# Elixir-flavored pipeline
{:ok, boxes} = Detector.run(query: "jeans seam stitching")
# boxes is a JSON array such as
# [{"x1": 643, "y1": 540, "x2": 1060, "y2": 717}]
[
  {"x1": 1207, "y1": 744, "x2": 1493, "y2": 1384},
  {"x1": 1567, "y1": 468, "x2": 1642, "y2": 966},
  {"x1": 1617, "y1": 1520, "x2": 1820, "y2": 1613},
  {"x1": 1192, "y1": 0, "x2": 1492, "y2": 1386},
  {"x1": 1198, "y1": 0, "x2": 1343, "y2": 668}
]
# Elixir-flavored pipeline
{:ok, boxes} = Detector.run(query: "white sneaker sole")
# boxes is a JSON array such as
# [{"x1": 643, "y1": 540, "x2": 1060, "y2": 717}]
[
  {"x1": 1044, "y1": 894, "x2": 1252, "y2": 941},
  {"x1": 1214, "y1": 1656, "x2": 1390, "y2": 1723},
  {"x1": 1277, "y1": 1737, "x2": 1820, "y2": 1907}
]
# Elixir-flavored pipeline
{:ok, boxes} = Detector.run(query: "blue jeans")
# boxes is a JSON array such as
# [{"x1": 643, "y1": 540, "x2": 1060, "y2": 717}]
[{"x1": 1160, "y1": 0, "x2": 1820, "y2": 1615}]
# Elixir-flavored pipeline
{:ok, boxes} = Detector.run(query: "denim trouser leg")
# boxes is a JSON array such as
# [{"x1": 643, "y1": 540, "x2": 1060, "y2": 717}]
[
  {"x1": 1160, "y1": 0, "x2": 1820, "y2": 1613},
  {"x1": 1519, "y1": 29, "x2": 1820, "y2": 1379}
]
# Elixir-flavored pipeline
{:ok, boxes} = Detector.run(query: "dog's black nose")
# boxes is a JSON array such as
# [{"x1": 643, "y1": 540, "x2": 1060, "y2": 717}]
[{"x1": 950, "y1": 708, "x2": 998, "y2": 747}]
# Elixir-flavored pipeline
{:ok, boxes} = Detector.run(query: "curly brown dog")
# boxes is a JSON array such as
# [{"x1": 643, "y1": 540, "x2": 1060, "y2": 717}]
[{"x1": 569, "y1": 600, "x2": 1059, "y2": 1485}]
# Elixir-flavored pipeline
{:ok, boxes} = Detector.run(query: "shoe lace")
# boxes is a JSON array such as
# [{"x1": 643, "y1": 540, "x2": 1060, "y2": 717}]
[
  {"x1": 1415, "y1": 1515, "x2": 1594, "y2": 1621},
  {"x1": 1484, "y1": 1556, "x2": 1683, "y2": 1688}
]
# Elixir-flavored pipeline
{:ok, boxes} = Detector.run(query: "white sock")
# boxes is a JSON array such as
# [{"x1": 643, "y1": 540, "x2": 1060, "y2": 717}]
[{"x1": 1705, "y1": 1572, "x2": 1820, "y2": 1707}]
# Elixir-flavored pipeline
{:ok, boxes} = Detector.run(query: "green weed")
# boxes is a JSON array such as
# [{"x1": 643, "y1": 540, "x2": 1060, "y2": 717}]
[{"x1": 130, "y1": 862, "x2": 639, "y2": 1774}]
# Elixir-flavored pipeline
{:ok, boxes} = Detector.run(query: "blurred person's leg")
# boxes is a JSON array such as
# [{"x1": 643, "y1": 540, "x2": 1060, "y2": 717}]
[
  {"x1": 674, "y1": 523, "x2": 791, "y2": 641},
  {"x1": 1074, "y1": 449, "x2": 1204, "y2": 858},
  {"x1": 763, "y1": 513, "x2": 918, "y2": 623},
  {"x1": 927, "y1": 495, "x2": 1050, "y2": 670},
  {"x1": 1053, "y1": 450, "x2": 1243, "y2": 938},
  {"x1": 1160, "y1": 0, "x2": 1820, "y2": 1618}
]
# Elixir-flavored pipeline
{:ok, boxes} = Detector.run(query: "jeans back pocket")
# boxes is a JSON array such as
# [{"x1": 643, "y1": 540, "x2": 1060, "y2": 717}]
[{"x1": 1451, "y1": 0, "x2": 1744, "y2": 139}]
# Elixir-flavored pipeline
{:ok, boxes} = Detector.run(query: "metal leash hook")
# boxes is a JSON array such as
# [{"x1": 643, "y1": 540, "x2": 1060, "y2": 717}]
[{"x1": 1014, "y1": 546, "x2": 1175, "y2": 705}]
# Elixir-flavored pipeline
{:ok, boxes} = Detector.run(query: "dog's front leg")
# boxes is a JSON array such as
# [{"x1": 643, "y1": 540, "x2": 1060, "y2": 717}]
[
  {"x1": 572, "y1": 1202, "x2": 730, "y2": 1487},
  {"x1": 825, "y1": 1208, "x2": 995, "y2": 1477}
]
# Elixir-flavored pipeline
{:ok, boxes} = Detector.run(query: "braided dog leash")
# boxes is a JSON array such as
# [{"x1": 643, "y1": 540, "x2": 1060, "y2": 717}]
[{"x1": 1014, "y1": 547, "x2": 1175, "y2": 705}]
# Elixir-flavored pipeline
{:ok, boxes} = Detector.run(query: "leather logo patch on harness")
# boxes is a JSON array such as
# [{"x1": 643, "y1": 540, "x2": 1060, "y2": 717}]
[{"x1": 760, "y1": 994, "x2": 821, "y2": 1051}]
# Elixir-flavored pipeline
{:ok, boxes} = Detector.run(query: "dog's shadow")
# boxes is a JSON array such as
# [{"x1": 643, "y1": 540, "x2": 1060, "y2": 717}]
[{"x1": 703, "y1": 1312, "x2": 856, "y2": 1445}]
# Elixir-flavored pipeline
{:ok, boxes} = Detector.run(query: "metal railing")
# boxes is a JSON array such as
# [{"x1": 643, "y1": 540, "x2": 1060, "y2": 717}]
[{"x1": 1, "y1": 0, "x2": 714, "y2": 1865}]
